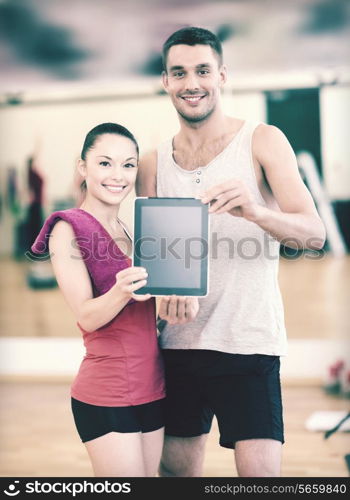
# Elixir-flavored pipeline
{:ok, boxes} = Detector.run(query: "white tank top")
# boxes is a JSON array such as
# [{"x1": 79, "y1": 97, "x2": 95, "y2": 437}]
[{"x1": 156, "y1": 120, "x2": 287, "y2": 356}]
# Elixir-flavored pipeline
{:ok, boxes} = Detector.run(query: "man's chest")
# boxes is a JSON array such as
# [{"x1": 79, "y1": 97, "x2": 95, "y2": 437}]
[{"x1": 172, "y1": 136, "x2": 234, "y2": 170}]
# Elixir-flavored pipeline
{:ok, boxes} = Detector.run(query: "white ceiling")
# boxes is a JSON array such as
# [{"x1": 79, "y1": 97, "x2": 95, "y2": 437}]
[{"x1": 0, "y1": 0, "x2": 349, "y2": 92}]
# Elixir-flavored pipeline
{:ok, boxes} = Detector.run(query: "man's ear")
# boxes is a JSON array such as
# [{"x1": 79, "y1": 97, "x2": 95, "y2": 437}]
[
  {"x1": 162, "y1": 70, "x2": 169, "y2": 92},
  {"x1": 219, "y1": 64, "x2": 227, "y2": 87},
  {"x1": 77, "y1": 159, "x2": 86, "y2": 179}
]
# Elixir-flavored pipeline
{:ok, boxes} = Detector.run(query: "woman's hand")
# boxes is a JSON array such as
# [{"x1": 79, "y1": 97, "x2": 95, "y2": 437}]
[
  {"x1": 158, "y1": 296, "x2": 199, "y2": 325},
  {"x1": 114, "y1": 267, "x2": 151, "y2": 302}
]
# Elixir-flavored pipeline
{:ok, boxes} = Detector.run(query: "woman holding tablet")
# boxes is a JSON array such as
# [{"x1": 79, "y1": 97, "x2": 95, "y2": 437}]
[{"x1": 31, "y1": 123, "x2": 166, "y2": 476}]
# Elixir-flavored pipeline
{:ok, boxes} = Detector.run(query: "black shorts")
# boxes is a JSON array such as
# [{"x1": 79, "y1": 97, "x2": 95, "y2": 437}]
[
  {"x1": 71, "y1": 398, "x2": 165, "y2": 443},
  {"x1": 162, "y1": 349, "x2": 284, "y2": 449}
]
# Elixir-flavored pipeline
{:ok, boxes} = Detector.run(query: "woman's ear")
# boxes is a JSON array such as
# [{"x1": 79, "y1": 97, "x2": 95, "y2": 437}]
[{"x1": 77, "y1": 159, "x2": 86, "y2": 179}]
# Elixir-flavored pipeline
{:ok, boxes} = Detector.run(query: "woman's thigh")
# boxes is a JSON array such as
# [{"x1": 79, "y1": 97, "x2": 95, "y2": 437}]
[
  {"x1": 141, "y1": 427, "x2": 164, "y2": 477},
  {"x1": 84, "y1": 431, "x2": 145, "y2": 477}
]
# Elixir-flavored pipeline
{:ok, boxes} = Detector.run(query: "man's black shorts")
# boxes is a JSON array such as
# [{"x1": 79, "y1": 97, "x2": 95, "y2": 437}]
[{"x1": 162, "y1": 349, "x2": 284, "y2": 449}]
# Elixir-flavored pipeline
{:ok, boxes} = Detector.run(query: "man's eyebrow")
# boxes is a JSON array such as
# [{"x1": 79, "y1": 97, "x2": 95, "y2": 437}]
[
  {"x1": 169, "y1": 65, "x2": 185, "y2": 71},
  {"x1": 169, "y1": 63, "x2": 212, "y2": 72}
]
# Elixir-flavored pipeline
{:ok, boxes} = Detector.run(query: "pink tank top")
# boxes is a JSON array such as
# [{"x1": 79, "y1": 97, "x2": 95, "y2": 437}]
[{"x1": 31, "y1": 208, "x2": 165, "y2": 406}]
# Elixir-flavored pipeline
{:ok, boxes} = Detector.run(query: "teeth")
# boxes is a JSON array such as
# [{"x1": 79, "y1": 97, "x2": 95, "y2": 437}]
[
  {"x1": 104, "y1": 185, "x2": 125, "y2": 193},
  {"x1": 184, "y1": 96, "x2": 202, "y2": 102}
]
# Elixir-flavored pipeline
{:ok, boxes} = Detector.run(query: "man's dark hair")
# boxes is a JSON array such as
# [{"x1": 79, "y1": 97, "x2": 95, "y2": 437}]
[{"x1": 162, "y1": 26, "x2": 223, "y2": 71}]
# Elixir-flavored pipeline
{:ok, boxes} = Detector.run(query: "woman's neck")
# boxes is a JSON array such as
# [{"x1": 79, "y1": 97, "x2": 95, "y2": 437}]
[{"x1": 79, "y1": 195, "x2": 120, "y2": 230}]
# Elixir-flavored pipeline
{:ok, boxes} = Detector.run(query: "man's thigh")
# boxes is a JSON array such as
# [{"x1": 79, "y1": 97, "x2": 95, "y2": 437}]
[
  {"x1": 160, "y1": 434, "x2": 209, "y2": 477},
  {"x1": 162, "y1": 349, "x2": 214, "y2": 438},
  {"x1": 235, "y1": 438, "x2": 282, "y2": 477},
  {"x1": 205, "y1": 354, "x2": 284, "y2": 449}
]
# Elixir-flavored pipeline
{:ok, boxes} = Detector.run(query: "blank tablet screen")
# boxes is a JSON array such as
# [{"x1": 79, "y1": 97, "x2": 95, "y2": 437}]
[{"x1": 133, "y1": 198, "x2": 209, "y2": 296}]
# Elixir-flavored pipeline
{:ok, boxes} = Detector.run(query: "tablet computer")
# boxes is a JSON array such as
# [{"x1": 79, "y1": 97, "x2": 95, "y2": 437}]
[{"x1": 133, "y1": 197, "x2": 209, "y2": 296}]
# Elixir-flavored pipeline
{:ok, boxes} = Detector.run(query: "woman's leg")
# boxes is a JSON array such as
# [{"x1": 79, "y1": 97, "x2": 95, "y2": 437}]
[
  {"x1": 141, "y1": 427, "x2": 164, "y2": 477},
  {"x1": 84, "y1": 431, "x2": 146, "y2": 477}
]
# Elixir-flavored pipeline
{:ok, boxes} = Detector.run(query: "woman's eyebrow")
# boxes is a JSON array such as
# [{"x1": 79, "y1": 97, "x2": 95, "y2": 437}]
[
  {"x1": 97, "y1": 155, "x2": 112, "y2": 160},
  {"x1": 97, "y1": 155, "x2": 137, "y2": 161}
]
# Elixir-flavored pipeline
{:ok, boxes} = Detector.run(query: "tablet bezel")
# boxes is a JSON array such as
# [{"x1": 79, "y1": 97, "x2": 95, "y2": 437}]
[{"x1": 132, "y1": 197, "x2": 209, "y2": 297}]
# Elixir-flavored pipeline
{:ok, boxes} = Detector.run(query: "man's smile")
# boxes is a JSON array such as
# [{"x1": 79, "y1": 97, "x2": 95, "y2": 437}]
[{"x1": 180, "y1": 94, "x2": 207, "y2": 104}]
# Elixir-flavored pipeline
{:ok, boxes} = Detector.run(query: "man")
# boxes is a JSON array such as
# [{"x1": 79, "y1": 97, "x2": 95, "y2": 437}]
[{"x1": 136, "y1": 27, "x2": 325, "y2": 477}]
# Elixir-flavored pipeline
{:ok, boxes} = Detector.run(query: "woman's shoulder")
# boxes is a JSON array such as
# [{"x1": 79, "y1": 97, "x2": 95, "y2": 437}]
[
  {"x1": 50, "y1": 217, "x2": 75, "y2": 237},
  {"x1": 31, "y1": 208, "x2": 85, "y2": 255},
  {"x1": 45, "y1": 207, "x2": 85, "y2": 223}
]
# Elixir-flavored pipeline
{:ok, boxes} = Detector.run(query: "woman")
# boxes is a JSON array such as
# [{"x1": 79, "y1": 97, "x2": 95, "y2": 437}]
[{"x1": 31, "y1": 123, "x2": 165, "y2": 476}]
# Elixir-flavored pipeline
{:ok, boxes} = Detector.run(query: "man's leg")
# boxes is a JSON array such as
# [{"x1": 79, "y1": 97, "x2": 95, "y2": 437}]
[
  {"x1": 159, "y1": 434, "x2": 208, "y2": 477},
  {"x1": 205, "y1": 353, "x2": 284, "y2": 477},
  {"x1": 160, "y1": 350, "x2": 214, "y2": 477},
  {"x1": 235, "y1": 439, "x2": 282, "y2": 477}
]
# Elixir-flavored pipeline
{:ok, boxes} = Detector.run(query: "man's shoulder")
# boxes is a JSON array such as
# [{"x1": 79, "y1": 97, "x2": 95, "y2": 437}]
[
  {"x1": 253, "y1": 122, "x2": 285, "y2": 144},
  {"x1": 136, "y1": 149, "x2": 158, "y2": 196},
  {"x1": 139, "y1": 149, "x2": 158, "y2": 171},
  {"x1": 229, "y1": 118, "x2": 279, "y2": 140},
  {"x1": 139, "y1": 135, "x2": 174, "y2": 170},
  {"x1": 252, "y1": 122, "x2": 295, "y2": 169}
]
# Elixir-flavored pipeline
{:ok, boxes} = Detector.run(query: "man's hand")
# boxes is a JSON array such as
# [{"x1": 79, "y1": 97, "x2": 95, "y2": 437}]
[
  {"x1": 199, "y1": 179, "x2": 262, "y2": 221},
  {"x1": 158, "y1": 296, "x2": 199, "y2": 325}
]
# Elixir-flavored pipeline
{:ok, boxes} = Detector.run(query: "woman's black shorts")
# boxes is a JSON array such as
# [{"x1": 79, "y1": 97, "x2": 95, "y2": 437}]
[
  {"x1": 162, "y1": 349, "x2": 284, "y2": 449},
  {"x1": 71, "y1": 397, "x2": 165, "y2": 443}
]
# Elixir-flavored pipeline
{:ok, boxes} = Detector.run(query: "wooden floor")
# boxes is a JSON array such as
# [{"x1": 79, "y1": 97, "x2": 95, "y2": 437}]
[
  {"x1": 1, "y1": 254, "x2": 350, "y2": 340},
  {"x1": 0, "y1": 254, "x2": 349, "y2": 477},
  {"x1": 0, "y1": 381, "x2": 348, "y2": 477}
]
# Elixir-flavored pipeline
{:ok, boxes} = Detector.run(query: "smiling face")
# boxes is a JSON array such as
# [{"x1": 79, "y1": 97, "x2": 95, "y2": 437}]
[
  {"x1": 163, "y1": 44, "x2": 227, "y2": 124},
  {"x1": 78, "y1": 133, "x2": 138, "y2": 205}
]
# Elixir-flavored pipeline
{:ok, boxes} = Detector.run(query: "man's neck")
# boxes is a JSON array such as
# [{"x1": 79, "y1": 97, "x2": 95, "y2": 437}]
[
  {"x1": 171, "y1": 106, "x2": 244, "y2": 170},
  {"x1": 176, "y1": 106, "x2": 233, "y2": 150}
]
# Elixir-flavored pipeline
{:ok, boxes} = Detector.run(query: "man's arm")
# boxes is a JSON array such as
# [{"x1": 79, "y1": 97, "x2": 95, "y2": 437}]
[
  {"x1": 136, "y1": 150, "x2": 157, "y2": 197},
  {"x1": 200, "y1": 124, "x2": 326, "y2": 250},
  {"x1": 252, "y1": 124, "x2": 326, "y2": 249}
]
